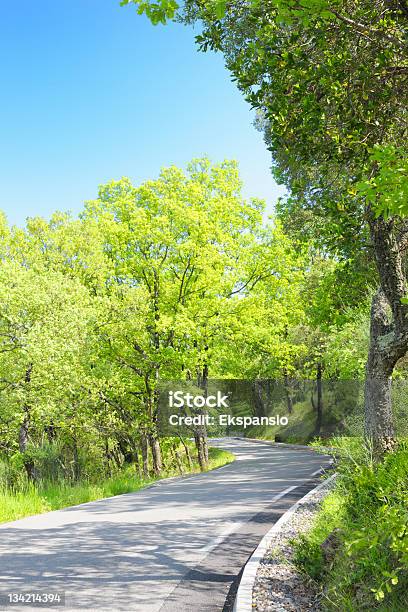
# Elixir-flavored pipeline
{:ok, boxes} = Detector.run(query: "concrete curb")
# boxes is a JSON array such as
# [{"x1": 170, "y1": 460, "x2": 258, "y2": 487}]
[{"x1": 233, "y1": 472, "x2": 338, "y2": 612}]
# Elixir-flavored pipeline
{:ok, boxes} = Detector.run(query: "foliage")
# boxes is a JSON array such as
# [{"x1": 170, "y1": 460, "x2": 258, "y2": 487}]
[
  {"x1": 358, "y1": 145, "x2": 408, "y2": 219},
  {"x1": 1, "y1": 158, "x2": 339, "y2": 491},
  {"x1": 294, "y1": 441, "x2": 408, "y2": 610},
  {"x1": 0, "y1": 446, "x2": 234, "y2": 523}
]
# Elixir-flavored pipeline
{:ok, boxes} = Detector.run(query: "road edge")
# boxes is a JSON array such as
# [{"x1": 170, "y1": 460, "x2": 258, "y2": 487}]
[
  {"x1": 232, "y1": 472, "x2": 338, "y2": 612},
  {"x1": 0, "y1": 446, "x2": 235, "y2": 528},
  {"x1": 234, "y1": 436, "x2": 336, "y2": 454}
]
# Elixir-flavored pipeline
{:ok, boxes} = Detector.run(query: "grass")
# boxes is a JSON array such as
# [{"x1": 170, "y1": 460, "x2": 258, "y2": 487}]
[
  {"x1": 244, "y1": 399, "x2": 323, "y2": 443},
  {"x1": 292, "y1": 438, "x2": 408, "y2": 611},
  {"x1": 0, "y1": 446, "x2": 234, "y2": 524}
]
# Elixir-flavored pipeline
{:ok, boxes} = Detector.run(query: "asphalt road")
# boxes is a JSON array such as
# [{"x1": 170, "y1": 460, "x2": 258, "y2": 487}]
[{"x1": 0, "y1": 438, "x2": 331, "y2": 612}]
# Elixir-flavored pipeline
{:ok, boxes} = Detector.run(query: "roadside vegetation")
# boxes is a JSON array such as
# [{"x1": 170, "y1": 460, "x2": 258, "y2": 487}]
[
  {"x1": 0, "y1": 160, "x2": 372, "y2": 509},
  {"x1": 122, "y1": 3, "x2": 407, "y2": 604},
  {"x1": 292, "y1": 439, "x2": 408, "y2": 611},
  {"x1": 2, "y1": 0, "x2": 408, "y2": 607},
  {"x1": 0, "y1": 445, "x2": 233, "y2": 524}
]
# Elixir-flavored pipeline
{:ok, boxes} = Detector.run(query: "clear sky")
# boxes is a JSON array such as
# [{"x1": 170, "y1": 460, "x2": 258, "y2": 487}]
[{"x1": 0, "y1": 0, "x2": 285, "y2": 226}]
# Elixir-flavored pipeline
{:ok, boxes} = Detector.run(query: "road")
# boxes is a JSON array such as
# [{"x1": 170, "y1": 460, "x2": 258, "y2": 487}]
[{"x1": 0, "y1": 438, "x2": 331, "y2": 612}]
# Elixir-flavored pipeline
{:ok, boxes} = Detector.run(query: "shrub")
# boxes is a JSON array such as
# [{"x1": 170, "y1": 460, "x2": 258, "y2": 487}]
[{"x1": 293, "y1": 441, "x2": 408, "y2": 611}]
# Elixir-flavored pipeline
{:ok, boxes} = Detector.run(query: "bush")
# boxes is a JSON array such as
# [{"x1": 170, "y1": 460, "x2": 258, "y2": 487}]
[
  {"x1": 0, "y1": 444, "x2": 234, "y2": 523},
  {"x1": 293, "y1": 441, "x2": 408, "y2": 611},
  {"x1": 0, "y1": 458, "x2": 27, "y2": 491}
]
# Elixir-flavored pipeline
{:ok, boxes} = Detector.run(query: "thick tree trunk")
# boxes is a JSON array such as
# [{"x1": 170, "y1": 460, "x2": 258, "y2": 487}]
[
  {"x1": 364, "y1": 375, "x2": 395, "y2": 454},
  {"x1": 364, "y1": 290, "x2": 397, "y2": 457},
  {"x1": 363, "y1": 214, "x2": 408, "y2": 458}
]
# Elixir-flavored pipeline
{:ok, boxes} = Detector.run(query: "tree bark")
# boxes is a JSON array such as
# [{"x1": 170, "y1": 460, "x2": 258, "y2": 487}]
[
  {"x1": 313, "y1": 363, "x2": 323, "y2": 437},
  {"x1": 202, "y1": 435, "x2": 209, "y2": 464},
  {"x1": 178, "y1": 435, "x2": 193, "y2": 470},
  {"x1": 252, "y1": 380, "x2": 265, "y2": 417},
  {"x1": 283, "y1": 371, "x2": 294, "y2": 415},
  {"x1": 364, "y1": 289, "x2": 398, "y2": 456},
  {"x1": 72, "y1": 436, "x2": 81, "y2": 482},
  {"x1": 194, "y1": 433, "x2": 206, "y2": 471},
  {"x1": 19, "y1": 364, "x2": 36, "y2": 482},
  {"x1": 133, "y1": 447, "x2": 142, "y2": 479},
  {"x1": 364, "y1": 213, "x2": 408, "y2": 457},
  {"x1": 149, "y1": 434, "x2": 162, "y2": 476},
  {"x1": 172, "y1": 444, "x2": 184, "y2": 475},
  {"x1": 140, "y1": 433, "x2": 149, "y2": 478},
  {"x1": 19, "y1": 412, "x2": 36, "y2": 481},
  {"x1": 195, "y1": 356, "x2": 209, "y2": 469}
]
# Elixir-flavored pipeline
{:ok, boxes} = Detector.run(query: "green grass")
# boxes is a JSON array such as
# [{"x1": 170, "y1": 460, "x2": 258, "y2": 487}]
[
  {"x1": 205, "y1": 445, "x2": 235, "y2": 470},
  {"x1": 244, "y1": 400, "x2": 320, "y2": 443},
  {"x1": 292, "y1": 438, "x2": 408, "y2": 611},
  {"x1": 0, "y1": 446, "x2": 234, "y2": 524}
]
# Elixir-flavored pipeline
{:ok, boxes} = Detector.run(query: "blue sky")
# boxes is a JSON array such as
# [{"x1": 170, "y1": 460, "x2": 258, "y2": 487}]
[{"x1": 1, "y1": 0, "x2": 285, "y2": 226}]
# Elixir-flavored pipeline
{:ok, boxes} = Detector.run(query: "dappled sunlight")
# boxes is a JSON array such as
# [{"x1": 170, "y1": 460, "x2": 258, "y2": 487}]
[{"x1": 0, "y1": 439, "x2": 330, "y2": 611}]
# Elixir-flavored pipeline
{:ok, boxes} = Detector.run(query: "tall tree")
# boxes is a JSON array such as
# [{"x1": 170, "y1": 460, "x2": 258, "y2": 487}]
[
  {"x1": 83, "y1": 158, "x2": 265, "y2": 469},
  {"x1": 124, "y1": 0, "x2": 408, "y2": 455}
]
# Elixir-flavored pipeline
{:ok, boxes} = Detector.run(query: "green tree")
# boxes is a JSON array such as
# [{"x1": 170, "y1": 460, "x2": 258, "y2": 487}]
[
  {"x1": 82, "y1": 158, "x2": 265, "y2": 469},
  {"x1": 124, "y1": 0, "x2": 408, "y2": 455}
]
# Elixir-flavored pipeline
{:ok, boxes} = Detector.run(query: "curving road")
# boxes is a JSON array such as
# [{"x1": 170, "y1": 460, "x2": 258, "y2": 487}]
[{"x1": 0, "y1": 438, "x2": 331, "y2": 612}]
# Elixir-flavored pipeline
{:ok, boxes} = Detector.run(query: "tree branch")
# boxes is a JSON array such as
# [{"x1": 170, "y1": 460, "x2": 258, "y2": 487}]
[{"x1": 330, "y1": 8, "x2": 406, "y2": 50}]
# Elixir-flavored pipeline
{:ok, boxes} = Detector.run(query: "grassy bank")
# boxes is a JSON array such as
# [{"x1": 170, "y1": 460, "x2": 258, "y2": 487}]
[
  {"x1": 292, "y1": 439, "x2": 408, "y2": 611},
  {"x1": 0, "y1": 446, "x2": 234, "y2": 524}
]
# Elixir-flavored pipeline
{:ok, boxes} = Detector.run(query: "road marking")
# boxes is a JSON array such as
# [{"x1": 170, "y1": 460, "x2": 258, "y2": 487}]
[
  {"x1": 213, "y1": 463, "x2": 233, "y2": 472},
  {"x1": 200, "y1": 522, "x2": 243, "y2": 555},
  {"x1": 270, "y1": 484, "x2": 298, "y2": 501},
  {"x1": 311, "y1": 468, "x2": 323, "y2": 477},
  {"x1": 199, "y1": 485, "x2": 298, "y2": 557}
]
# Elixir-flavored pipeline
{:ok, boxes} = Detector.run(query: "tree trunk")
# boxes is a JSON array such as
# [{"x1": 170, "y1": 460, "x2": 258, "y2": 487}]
[
  {"x1": 178, "y1": 435, "x2": 193, "y2": 470},
  {"x1": 45, "y1": 422, "x2": 56, "y2": 443},
  {"x1": 283, "y1": 372, "x2": 294, "y2": 415},
  {"x1": 195, "y1": 357, "x2": 209, "y2": 469},
  {"x1": 202, "y1": 435, "x2": 209, "y2": 464},
  {"x1": 104, "y1": 438, "x2": 112, "y2": 477},
  {"x1": 140, "y1": 434, "x2": 149, "y2": 478},
  {"x1": 133, "y1": 448, "x2": 142, "y2": 479},
  {"x1": 19, "y1": 412, "x2": 36, "y2": 482},
  {"x1": 313, "y1": 363, "x2": 323, "y2": 437},
  {"x1": 252, "y1": 380, "x2": 265, "y2": 417},
  {"x1": 194, "y1": 433, "x2": 206, "y2": 471},
  {"x1": 172, "y1": 445, "x2": 184, "y2": 475},
  {"x1": 149, "y1": 434, "x2": 162, "y2": 476},
  {"x1": 364, "y1": 289, "x2": 397, "y2": 457},
  {"x1": 19, "y1": 365, "x2": 36, "y2": 482},
  {"x1": 72, "y1": 436, "x2": 81, "y2": 482},
  {"x1": 363, "y1": 214, "x2": 408, "y2": 458}
]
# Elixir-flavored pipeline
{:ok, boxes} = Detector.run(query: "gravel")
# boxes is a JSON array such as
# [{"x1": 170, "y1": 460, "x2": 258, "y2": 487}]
[{"x1": 253, "y1": 478, "x2": 336, "y2": 612}]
